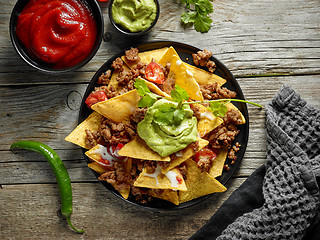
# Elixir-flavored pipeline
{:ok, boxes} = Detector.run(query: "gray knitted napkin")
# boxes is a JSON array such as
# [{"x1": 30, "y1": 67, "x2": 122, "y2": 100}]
[{"x1": 216, "y1": 85, "x2": 320, "y2": 239}]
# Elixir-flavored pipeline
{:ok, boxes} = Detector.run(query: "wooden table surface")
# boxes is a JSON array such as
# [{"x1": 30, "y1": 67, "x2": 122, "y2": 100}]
[{"x1": 1, "y1": 0, "x2": 319, "y2": 239}]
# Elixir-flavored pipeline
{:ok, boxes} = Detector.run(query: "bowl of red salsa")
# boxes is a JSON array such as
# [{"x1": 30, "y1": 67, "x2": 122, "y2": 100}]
[{"x1": 10, "y1": 0, "x2": 103, "y2": 74}]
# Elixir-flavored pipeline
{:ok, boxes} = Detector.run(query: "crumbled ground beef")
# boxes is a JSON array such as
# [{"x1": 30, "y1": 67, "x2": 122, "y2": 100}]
[
  {"x1": 206, "y1": 109, "x2": 241, "y2": 149},
  {"x1": 161, "y1": 62, "x2": 171, "y2": 77},
  {"x1": 162, "y1": 75, "x2": 175, "y2": 95},
  {"x1": 192, "y1": 49, "x2": 216, "y2": 73},
  {"x1": 196, "y1": 154, "x2": 212, "y2": 172},
  {"x1": 201, "y1": 82, "x2": 237, "y2": 100},
  {"x1": 125, "y1": 47, "x2": 140, "y2": 62},
  {"x1": 117, "y1": 68, "x2": 132, "y2": 87},
  {"x1": 142, "y1": 160, "x2": 158, "y2": 174},
  {"x1": 130, "y1": 186, "x2": 152, "y2": 204},
  {"x1": 111, "y1": 57, "x2": 124, "y2": 70},
  {"x1": 131, "y1": 62, "x2": 147, "y2": 78},
  {"x1": 97, "y1": 70, "x2": 112, "y2": 85},
  {"x1": 131, "y1": 108, "x2": 147, "y2": 124},
  {"x1": 178, "y1": 163, "x2": 187, "y2": 180},
  {"x1": 228, "y1": 142, "x2": 241, "y2": 163},
  {"x1": 85, "y1": 129, "x2": 97, "y2": 149},
  {"x1": 190, "y1": 104, "x2": 202, "y2": 120},
  {"x1": 95, "y1": 85, "x2": 119, "y2": 99},
  {"x1": 85, "y1": 117, "x2": 136, "y2": 148},
  {"x1": 98, "y1": 161, "x2": 131, "y2": 191}
]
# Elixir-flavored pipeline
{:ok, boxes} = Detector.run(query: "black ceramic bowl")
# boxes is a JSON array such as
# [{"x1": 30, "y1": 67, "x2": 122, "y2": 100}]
[
  {"x1": 108, "y1": 0, "x2": 160, "y2": 36},
  {"x1": 9, "y1": 0, "x2": 104, "y2": 74}
]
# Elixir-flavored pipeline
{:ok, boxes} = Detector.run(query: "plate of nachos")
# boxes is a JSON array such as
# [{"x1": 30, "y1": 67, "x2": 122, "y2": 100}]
[{"x1": 65, "y1": 41, "x2": 249, "y2": 210}]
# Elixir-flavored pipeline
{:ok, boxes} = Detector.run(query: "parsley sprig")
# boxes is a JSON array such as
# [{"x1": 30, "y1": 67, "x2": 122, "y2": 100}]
[
  {"x1": 181, "y1": 0, "x2": 214, "y2": 33},
  {"x1": 134, "y1": 78, "x2": 262, "y2": 124}
]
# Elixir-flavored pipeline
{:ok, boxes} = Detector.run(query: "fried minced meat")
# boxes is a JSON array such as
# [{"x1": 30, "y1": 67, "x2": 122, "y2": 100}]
[
  {"x1": 129, "y1": 159, "x2": 156, "y2": 204},
  {"x1": 162, "y1": 74, "x2": 175, "y2": 95},
  {"x1": 85, "y1": 117, "x2": 136, "y2": 148},
  {"x1": 97, "y1": 70, "x2": 112, "y2": 85},
  {"x1": 111, "y1": 57, "x2": 124, "y2": 70},
  {"x1": 228, "y1": 142, "x2": 241, "y2": 162},
  {"x1": 130, "y1": 186, "x2": 152, "y2": 204},
  {"x1": 178, "y1": 163, "x2": 187, "y2": 180},
  {"x1": 206, "y1": 109, "x2": 241, "y2": 149},
  {"x1": 190, "y1": 104, "x2": 202, "y2": 120},
  {"x1": 98, "y1": 161, "x2": 131, "y2": 191},
  {"x1": 125, "y1": 47, "x2": 140, "y2": 62},
  {"x1": 131, "y1": 107, "x2": 147, "y2": 124},
  {"x1": 196, "y1": 154, "x2": 213, "y2": 172},
  {"x1": 95, "y1": 85, "x2": 119, "y2": 99},
  {"x1": 192, "y1": 49, "x2": 216, "y2": 73},
  {"x1": 115, "y1": 62, "x2": 147, "y2": 95},
  {"x1": 201, "y1": 82, "x2": 237, "y2": 100}
]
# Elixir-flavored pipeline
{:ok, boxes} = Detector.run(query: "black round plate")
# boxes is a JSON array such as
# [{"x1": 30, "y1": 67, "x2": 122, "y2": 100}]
[{"x1": 79, "y1": 41, "x2": 249, "y2": 211}]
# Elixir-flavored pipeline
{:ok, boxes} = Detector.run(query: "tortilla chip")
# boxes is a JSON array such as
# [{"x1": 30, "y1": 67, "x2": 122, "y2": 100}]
[
  {"x1": 139, "y1": 77, "x2": 170, "y2": 98},
  {"x1": 118, "y1": 136, "x2": 171, "y2": 162},
  {"x1": 116, "y1": 187, "x2": 130, "y2": 199},
  {"x1": 85, "y1": 144, "x2": 106, "y2": 163},
  {"x1": 193, "y1": 104, "x2": 223, "y2": 137},
  {"x1": 91, "y1": 89, "x2": 140, "y2": 123},
  {"x1": 88, "y1": 162, "x2": 110, "y2": 175},
  {"x1": 148, "y1": 189, "x2": 179, "y2": 205},
  {"x1": 122, "y1": 47, "x2": 169, "y2": 69},
  {"x1": 179, "y1": 159, "x2": 227, "y2": 203},
  {"x1": 208, "y1": 148, "x2": 229, "y2": 179},
  {"x1": 185, "y1": 64, "x2": 227, "y2": 87},
  {"x1": 226, "y1": 102, "x2": 246, "y2": 124},
  {"x1": 65, "y1": 111, "x2": 103, "y2": 149},
  {"x1": 161, "y1": 138, "x2": 209, "y2": 174},
  {"x1": 158, "y1": 47, "x2": 203, "y2": 101},
  {"x1": 134, "y1": 165, "x2": 187, "y2": 191}
]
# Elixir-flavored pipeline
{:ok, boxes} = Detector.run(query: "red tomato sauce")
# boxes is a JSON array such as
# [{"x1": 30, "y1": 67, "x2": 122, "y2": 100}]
[{"x1": 16, "y1": 0, "x2": 97, "y2": 69}]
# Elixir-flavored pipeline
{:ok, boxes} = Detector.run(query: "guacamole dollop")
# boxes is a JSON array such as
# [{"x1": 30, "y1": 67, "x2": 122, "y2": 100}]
[
  {"x1": 111, "y1": 0, "x2": 157, "y2": 32},
  {"x1": 137, "y1": 99, "x2": 198, "y2": 157}
]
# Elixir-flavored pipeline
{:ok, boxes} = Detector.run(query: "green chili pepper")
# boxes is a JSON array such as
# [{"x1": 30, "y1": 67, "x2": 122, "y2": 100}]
[{"x1": 10, "y1": 141, "x2": 84, "y2": 234}]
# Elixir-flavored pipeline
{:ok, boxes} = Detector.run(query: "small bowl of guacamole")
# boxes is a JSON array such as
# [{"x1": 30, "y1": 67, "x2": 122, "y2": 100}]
[{"x1": 108, "y1": 0, "x2": 160, "y2": 36}]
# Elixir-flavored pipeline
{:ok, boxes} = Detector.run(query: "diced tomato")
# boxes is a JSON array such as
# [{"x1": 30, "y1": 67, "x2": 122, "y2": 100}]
[
  {"x1": 176, "y1": 176, "x2": 183, "y2": 185},
  {"x1": 194, "y1": 147, "x2": 217, "y2": 163},
  {"x1": 85, "y1": 90, "x2": 107, "y2": 108},
  {"x1": 108, "y1": 143, "x2": 126, "y2": 160},
  {"x1": 145, "y1": 62, "x2": 165, "y2": 84},
  {"x1": 98, "y1": 157, "x2": 111, "y2": 166}
]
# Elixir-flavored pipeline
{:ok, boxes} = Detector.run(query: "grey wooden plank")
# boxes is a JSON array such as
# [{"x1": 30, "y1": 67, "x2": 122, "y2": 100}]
[
  {"x1": 0, "y1": 179, "x2": 245, "y2": 240},
  {"x1": 0, "y1": 0, "x2": 319, "y2": 85}
]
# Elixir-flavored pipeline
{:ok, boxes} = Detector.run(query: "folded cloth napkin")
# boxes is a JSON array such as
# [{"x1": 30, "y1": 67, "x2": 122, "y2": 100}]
[{"x1": 189, "y1": 85, "x2": 320, "y2": 240}]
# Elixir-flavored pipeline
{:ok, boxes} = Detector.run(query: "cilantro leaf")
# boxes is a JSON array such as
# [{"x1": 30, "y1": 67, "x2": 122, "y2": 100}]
[
  {"x1": 194, "y1": 13, "x2": 212, "y2": 33},
  {"x1": 138, "y1": 94, "x2": 157, "y2": 108},
  {"x1": 134, "y1": 78, "x2": 150, "y2": 96},
  {"x1": 173, "y1": 107, "x2": 186, "y2": 125},
  {"x1": 153, "y1": 102, "x2": 186, "y2": 126},
  {"x1": 195, "y1": 0, "x2": 213, "y2": 14},
  {"x1": 181, "y1": 11, "x2": 197, "y2": 24},
  {"x1": 170, "y1": 85, "x2": 189, "y2": 103},
  {"x1": 154, "y1": 103, "x2": 176, "y2": 125},
  {"x1": 208, "y1": 100, "x2": 230, "y2": 117},
  {"x1": 181, "y1": 0, "x2": 213, "y2": 33},
  {"x1": 134, "y1": 78, "x2": 160, "y2": 108}
]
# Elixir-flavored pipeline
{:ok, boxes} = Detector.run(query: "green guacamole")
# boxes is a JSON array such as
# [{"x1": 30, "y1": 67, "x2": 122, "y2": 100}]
[
  {"x1": 137, "y1": 99, "x2": 198, "y2": 157},
  {"x1": 111, "y1": 0, "x2": 157, "y2": 32}
]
